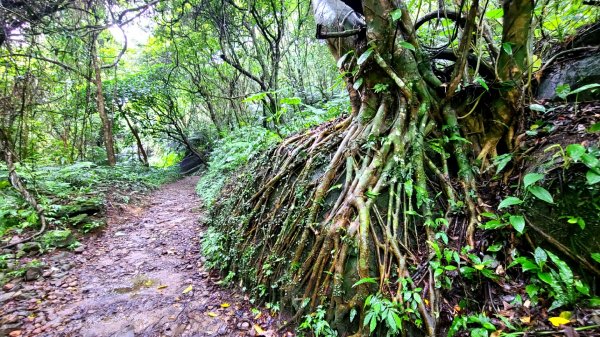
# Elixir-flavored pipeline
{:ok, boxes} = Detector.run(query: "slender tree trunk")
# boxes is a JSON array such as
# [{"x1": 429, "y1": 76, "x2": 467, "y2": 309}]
[
  {"x1": 122, "y1": 112, "x2": 148, "y2": 166},
  {"x1": 91, "y1": 36, "x2": 117, "y2": 166}
]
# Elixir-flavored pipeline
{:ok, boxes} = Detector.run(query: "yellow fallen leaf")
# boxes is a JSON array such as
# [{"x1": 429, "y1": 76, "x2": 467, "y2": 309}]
[
  {"x1": 254, "y1": 312, "x2": 262, "y2": 320},
  {"x1": 559, "y1": 311, "x2": 572, "y2": 320},
  {"x1": 182, "y1": 285, "x2": 193, "y2": 294},
  {"x1": 157, "y1": 285, "x2": 168, "y2": 289},
  {"x1": 207, "y1": 312, "x2": 218, "y2": 317},
  {"x1": 548, "y1": 316, "x2": 570, "y2": 327},
  {"x1": 144, "y1": 280, "x2": 153, "y2": 287},
  {"x1": 520, "y1": 316, "x2": 531, "y2": 324},
  {"x1": 221, "y1": 302, "x2": 230, "y2": 308},
  {"x1": 253, "y1": 324, "x2": 265, "y2": 334},
  {"x1": 424, "y1": 299, "x2": 429, "y2": 306}
]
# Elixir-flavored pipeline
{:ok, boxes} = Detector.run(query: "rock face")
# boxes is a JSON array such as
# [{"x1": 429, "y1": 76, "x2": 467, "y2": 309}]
[
  {"x1": 536, "y1": 52, "x2": 600, "y2": 101},
  {"x1": 179, "y1": 153, "x2": 204, "y2": 175}
]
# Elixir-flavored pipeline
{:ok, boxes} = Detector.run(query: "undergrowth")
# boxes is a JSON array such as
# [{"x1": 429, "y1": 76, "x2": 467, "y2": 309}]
[
  {"x1": 196, "y1": 126, "x2": 281, "y2": 207},
  {"x1": 196, "y1": 94, "x2": 350, "y2": 207},
  {"x1": 0, "y1": 162, "x2": 179, "y2": 241}
]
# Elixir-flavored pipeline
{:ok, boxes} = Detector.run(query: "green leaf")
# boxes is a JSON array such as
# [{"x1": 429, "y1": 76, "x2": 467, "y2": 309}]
[
  {"x1": 481, "y1": 219, "x2": 505, "y2": 230},
  {"x1": 575, "y1": 280, "x2": 590, "y2": 295},
  {"x1": 487, "y1": 243, "x2": 502, "y2": 252},
  {"x1": 547, "y1": 250, "x2": 574, "y2": 285},
  {"x1": 591, "y1": 253, "x2": 600, "y2": 263},
  {"x1": 471, "y1": 327, "x2": 489, "y2": 337},
  {"x1": 349, "y1": 308, "x2": 357, "y2": 322},
  {"x1": 399, "y1": 41, "x2": 415, "y2": 51},
  {"x1": 369, "y1": 313, "x2": 377, "y2": 333},
  {"x1": 391, "y1": 9, "x2": 402, "y2": 21},
  {"x1": 280, "y1": 97, "x2": 302, "y2": 105},
  {"x1": 502, "y1": 43, "x2": 513, "y2": 55},
  {"x1": 529, "y1": 104, "x2": 546, "y2": 113},
  {"x1": 357, "y1": 48, "x2": 374, "y2": 65},
  {"x1": 337, "y1": 51, "x2": 353, "y2": 68},
  {"x1": 352, "y1": 277, "x2": 378, "y2": 288},
  {"x1": 498, "y1": 196, "x2": 523, "y2": 209},
  {"x1": 568, "y1": 83, "x2": 600, "y2": 96},
  {"x1": 534, "y1": 247, "x2": 547, "y2": 266},
  {"x1": 475, "y1": 77, "x2": 489, "y2": 91},
  {"x1": 565, "y1": 144, "x2": 586, "y2": 161},
  {"x1": 581, "y1": 153, "x2": 599, "y2": 169},
  {"x1": 587, "y1": 170, "x2": 600, "y2": 185},
  {"x1": 588, "y1": 122, "x2": 600, "y2": 133},
  {"x1": 537, "y1": 271, "x2": 554, "y2": 284},
  {"x1": 523, "y1": 173, "x2": 545, "y2": 189},
  {"x1": 392, "y1": 312, "x2": 403, "y2": 331},
  {"x1": 556, "y1": 84, "x2": 571, "y2": 100},
  {"x1": 509, "y1": 215, "x2": 525, "y2": 234},
  {"x1": 528, "y1": 185, "x2": 554, "y2": 204},
  {"x1": 493, "y1": 153, "x2": 513, "y2": 174},
  {"x1": 486, "y1": 8, "x2": 504, "y2": 19},
  {"x1": 353, "y1": 78, "x2": 364, "y2": 90},
  {"x1": 520, "y1": 260, "x2": 539, "y2": 272},
  {"x1": 243, "y1": 92, "x2": 268, "y2": 103}
]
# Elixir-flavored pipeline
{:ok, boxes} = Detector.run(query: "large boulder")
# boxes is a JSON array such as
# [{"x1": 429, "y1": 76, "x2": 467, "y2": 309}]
[
  {"x1": 536, "y1": 52, "x2": 600, "y2": 101},
  {"x1": 536, "y1": 22, "x2": 600, "y2": 101}
]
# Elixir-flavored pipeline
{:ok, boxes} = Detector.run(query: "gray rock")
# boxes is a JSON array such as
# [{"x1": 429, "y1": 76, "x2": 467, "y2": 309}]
[
  {"x1": 537, "y1": 53, "x2": 600, "y2": 101},
  {"x1": 24, "y1": 266, "x2": 43, "y2": 281},
  {"x1": 0, "y1": 323, "x2": 21, "y2": 336},
  {"x1": 17, "y1": 242, "x2": 41, "y2": 253},
  {"x1": 237, "y1": 321, "x2": 251, "y2": 330},
  {"x1": 0, "y1": 290, "x2": 21, "y2": 303}
]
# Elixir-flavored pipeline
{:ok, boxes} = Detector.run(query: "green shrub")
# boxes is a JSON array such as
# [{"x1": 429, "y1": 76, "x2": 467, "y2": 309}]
[{"x1": 196, "y1": 126, "x2": 280, "y2": 206}]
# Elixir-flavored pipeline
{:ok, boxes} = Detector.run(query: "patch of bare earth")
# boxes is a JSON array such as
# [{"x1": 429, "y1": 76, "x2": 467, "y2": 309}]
[{"x1": 0, "y1": 176, "x2": 293, "y2": 337}]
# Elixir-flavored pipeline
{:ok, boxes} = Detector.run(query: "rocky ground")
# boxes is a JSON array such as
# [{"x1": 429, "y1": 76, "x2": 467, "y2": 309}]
[{"x1": 0, "y1": 176, "x2": 293, "y2": 337}]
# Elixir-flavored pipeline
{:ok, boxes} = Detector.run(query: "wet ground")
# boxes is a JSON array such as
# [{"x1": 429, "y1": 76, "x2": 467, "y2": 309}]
[{"x1": 0, "y1": 176, "x2": 291, "y2": 337}]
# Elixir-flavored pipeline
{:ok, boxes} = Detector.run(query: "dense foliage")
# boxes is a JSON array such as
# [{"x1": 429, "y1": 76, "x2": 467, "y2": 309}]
[{"x1": 0, "y1": 0, "x2": 599, "y2": 336}]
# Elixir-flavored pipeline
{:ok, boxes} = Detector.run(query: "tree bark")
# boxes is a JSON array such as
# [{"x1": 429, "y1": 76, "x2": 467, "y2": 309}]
[
  {"x1": 122, "y1": 112, "x2": 148, "y2": 166},
  {"x1": 91, "y1": 35, "x2": 117, "y2": 166}
]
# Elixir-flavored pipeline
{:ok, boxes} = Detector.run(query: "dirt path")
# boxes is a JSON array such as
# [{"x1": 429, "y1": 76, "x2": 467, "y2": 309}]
[{"x1": 1, "y1": 176, "x2": 290, "y2": 337}]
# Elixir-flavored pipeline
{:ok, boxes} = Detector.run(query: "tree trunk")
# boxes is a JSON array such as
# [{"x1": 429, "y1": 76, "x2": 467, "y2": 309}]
[
  {"x1": 122, "y1": 112, "x2": 148, "y2": 166},
  {"x1": 207, "y1": 1, "x2": 535, "y2": 336},
  {"x1": 91, "y1": 36, "x2": 117, "y2": 166}
]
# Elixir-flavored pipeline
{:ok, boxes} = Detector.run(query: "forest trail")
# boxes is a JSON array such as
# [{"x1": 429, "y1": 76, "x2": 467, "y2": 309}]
[{"x1": 1, "y1": 176, "x2": 285, "y2": 337}]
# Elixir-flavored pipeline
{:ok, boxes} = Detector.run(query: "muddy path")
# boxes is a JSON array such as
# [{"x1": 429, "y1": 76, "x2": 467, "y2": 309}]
[{"x1": 1, "y1": 176, "x2": 291, "y2": 337}]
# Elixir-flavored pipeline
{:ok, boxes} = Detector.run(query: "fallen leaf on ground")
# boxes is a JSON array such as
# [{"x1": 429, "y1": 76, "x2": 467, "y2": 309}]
[
  {"x1": 559, "y1": 311, "x2": 572, "y2": 319},
  {"x1": 221, "y1": 302, "x2": 230, "y2": 308},
  {"x1": 157, "y1": 285, "x2": 168, "y2": 289},
  {"x1": 207, "y1": 312, "x2": 218, "y2": 317},
  {"x1": 520, "y1": 316, "x2": 530, "y2": 324},
  {"x1": 254, "y1": 324, "x2": 265, "y2": 334},
  {"x1": 548, "y1": 316, "x2": 570, "y2": 326},
  {"x1": 182, "y1": 285, "x2": 193, "y2": 294}
]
